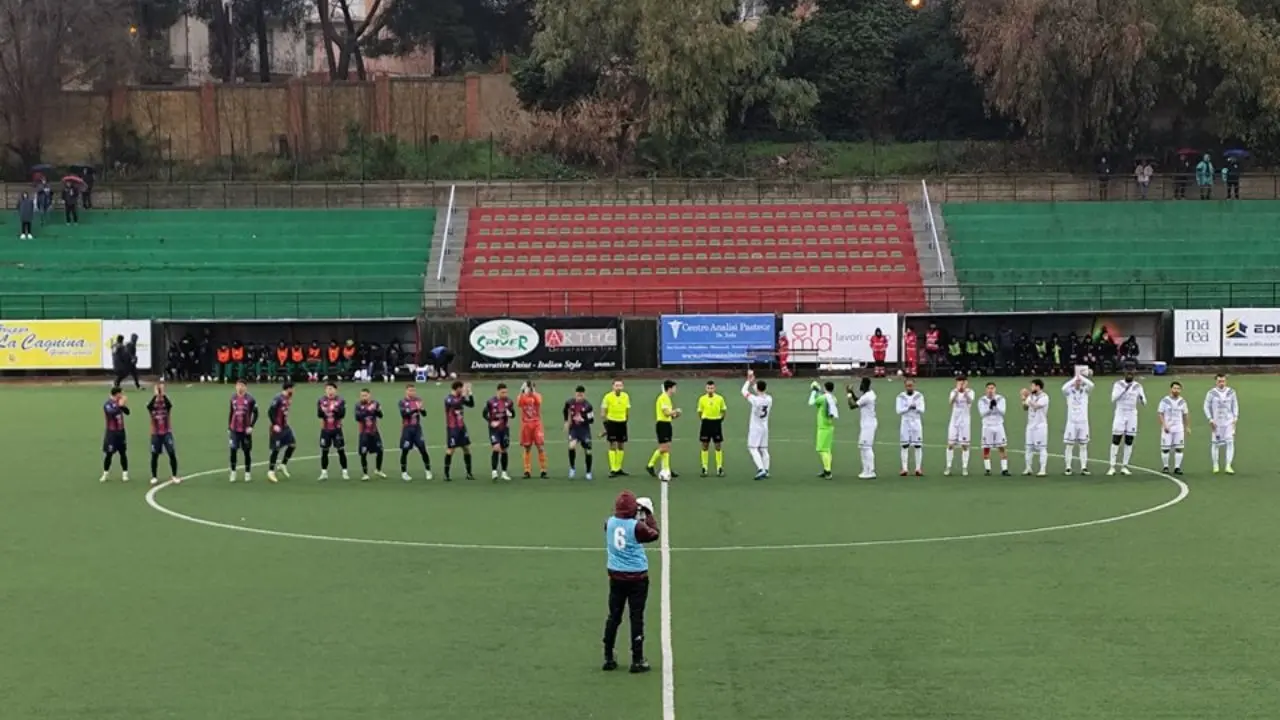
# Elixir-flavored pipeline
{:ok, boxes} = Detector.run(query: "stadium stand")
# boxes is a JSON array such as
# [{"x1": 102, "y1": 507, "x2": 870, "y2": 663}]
[
  {"x1": 456, "y1": 204, "x2": 927, "y2": 315},
  {"x1": 945, "y1": 201, "x2": 1280, "y2": 311},
  {"x1": 0, "y1": 209, "x2": 434, "y2": 319}
]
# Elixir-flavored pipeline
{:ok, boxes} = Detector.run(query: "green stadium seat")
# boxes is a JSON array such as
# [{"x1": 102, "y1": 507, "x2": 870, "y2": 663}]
[
  {"x1": 1, "y1": 209, "x2": 434, "y2": 319},
  {"x1": 945, "y1": 201, "x2": 1280, "y2": 311}
]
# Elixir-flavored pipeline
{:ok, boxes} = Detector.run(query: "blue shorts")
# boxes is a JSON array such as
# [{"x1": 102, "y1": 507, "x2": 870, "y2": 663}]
[
  {"x1": 488, "y1": 427, "x2": 511, "y2": 449},
  {"x1": 103, "y1": 430, "x2": 127, "y2": 454},
  {"x1": 568, "y1": 427, "x2": 593, "y2": 450},
  {"x1": 270, "y1": 427, "x2": 296, "y2": 450},
  {"x1": 320, "y1": 429, "x2": 346, "y2": 450},
  {"x1": 447, "y1": 427, "x2": 471, "y2": 449},
  {"x1": 359, "y1": 432, "x2": 383, "y2": 454},
  {"x1": 400, "y1": 426, "x2": 426, "y2": 450},
  {"x1": 228, "y1": 430, "x2": 253, "y2": 451},
  {"x1": 150, "y1": 432, "x2": 176, "y2": 454}
]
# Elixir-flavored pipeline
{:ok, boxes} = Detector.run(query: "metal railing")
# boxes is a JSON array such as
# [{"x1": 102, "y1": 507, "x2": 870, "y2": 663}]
[
  {"x1": 436, "y1": 184, "x2": 456, "y2": 281},
  {"x1": 7, "y1": 174, "x2": 1280, "y2": 210},
  {"x1": 3, "y1": 282, "x2": 1277, "y2": 320},
  {"x1": 921, "y1": 178, "x2": 944, "y2": 277}
]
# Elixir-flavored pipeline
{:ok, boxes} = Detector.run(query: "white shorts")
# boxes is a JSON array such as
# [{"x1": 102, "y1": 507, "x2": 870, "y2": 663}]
[
  {"x1": 1211, "y1": 424, "x2": 1235, "y2": 445},
  {"x1": 1063, "y1": 422, "x2": 1090, "y2": 445},
  {"x1": 899, "y1": 421, "x2": 923, "y2": 446},
  {"x1": 981, "y1": 426, "x2": 1007, "y2": 449},
  {"x1": 1025, "y1": 427, "x2": 1048, "y2": 450},
  {"x1": 747, "y1": 429, "x2": 769, "y2": 449},
  {"x1": 858, "y1": 423, "x2": 877, "y2": 449},
  {"x1": 1161, "y1": 430, "x2": 1185, "y2": 450},
  {"x1": 1112, "y1": 415, "x2": 1138, "y2": 436},
  {"x1": 948, "y1": 421, "x2": 971, "y2": 446}
]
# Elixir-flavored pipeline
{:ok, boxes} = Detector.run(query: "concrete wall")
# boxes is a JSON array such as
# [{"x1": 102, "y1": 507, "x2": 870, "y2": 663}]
[{"x1": 35, "y1": 74, "x2": 522, "y2": 163}]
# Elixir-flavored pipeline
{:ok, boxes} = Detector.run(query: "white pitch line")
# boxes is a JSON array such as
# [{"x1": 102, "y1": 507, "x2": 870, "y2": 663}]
[
  {"x1": 144, "y1": 444, "x2": 1190, "y2": 553},
  {"x1": 659, "y1": 479, "x2": 676, "y2": 720}
]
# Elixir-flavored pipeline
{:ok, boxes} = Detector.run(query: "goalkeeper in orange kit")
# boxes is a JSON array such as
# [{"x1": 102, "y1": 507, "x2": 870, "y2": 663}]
[{"x1": 518, "y1": 381, "x2": 549, "y2": 478}]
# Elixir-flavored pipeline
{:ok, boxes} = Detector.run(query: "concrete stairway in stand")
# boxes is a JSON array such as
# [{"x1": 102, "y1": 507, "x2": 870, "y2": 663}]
[
  {"x1": 424, "y1": 204, "x2": 466, "y2": 313},
  {"x1": 909, "y1": 201, "x2": 965, "y2": 313}
]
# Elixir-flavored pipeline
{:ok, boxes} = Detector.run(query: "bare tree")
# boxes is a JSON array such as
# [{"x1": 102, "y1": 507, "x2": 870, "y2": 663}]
[
  {"x1": 314, "y1": 0, "x2": 390, "y2": 80},
  {"x1": 0, "y1": 0, "x2": 139, "y2": 169}
]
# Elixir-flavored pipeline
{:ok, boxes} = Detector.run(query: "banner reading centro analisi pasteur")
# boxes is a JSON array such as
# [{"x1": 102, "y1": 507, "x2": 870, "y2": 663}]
[
  {"x1": 781, "y1": 313, "x2": 898, "y2": 365},
  {"x1": 468, "y1": 317, "x2": 621, "y2": 372}
]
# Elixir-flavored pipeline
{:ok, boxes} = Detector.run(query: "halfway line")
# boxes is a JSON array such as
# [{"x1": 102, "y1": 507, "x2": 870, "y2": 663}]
[{"x1": 659, "y1": 479, "x2": 676, "y2": 720}]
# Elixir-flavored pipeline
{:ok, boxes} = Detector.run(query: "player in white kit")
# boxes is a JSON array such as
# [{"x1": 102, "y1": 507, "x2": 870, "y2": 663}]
[
  {"x1": 1204, "y1": 373, "x2": 1238, "y2": 474},
  {"x1": 846, "y1": 377, "x2": 878, "y2": 479},
  {"x1": 979, "y1": 381, "x2": 1010, "y2": 476},
  {"x1": 1157, "y1": 381, "x2": 1189, "y2": 475},
  {"x1": 741, "y1": 371, "x2": 773, "y2": 480},
  {"x1": 895, "y1": 379, "x2": 926, "y2": 476},
  {"x1": 1108, "y1": 367, "x2": 1147, "y2": 475},
  {"x1": 1061, "y1": 370, "x2": 1095, "y2": 475},
  {"x1": 944, "y1": 376, "x2": 975, "y2": 476},
  {"x1": 1021, "y1": 379, "x2": 1049, "y2": 476}
]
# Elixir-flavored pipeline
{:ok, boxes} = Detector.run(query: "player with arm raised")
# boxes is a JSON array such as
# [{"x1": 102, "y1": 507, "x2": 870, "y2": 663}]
[
  {"x1": 979, "y1": 382, "x2": 1010, "y2": 476},
  {"x1": 1061, "y1": 371, "x2": 1095, "y2": 475},
  {"x1": 1108, "y1": 366, "x2": 1147, "y2": 475},
  {"x1": 896, "y1": 379, "x2": 926, "y2": 476},
  {"x1": 1204, "y1": 374, "x2": 1238, "y2": 474},
  {"x1": 847, "y1": 378, "x2": 877, "y2": 479},
  {"x1": 944, "y1": 376, "x2": 975, "y2": 476},
  {"x1": 518, "y1": 381, "x2": 549, "y2": 479},
  {"x1": 809, "y1": 380, "x2": 839, "y2": 479},
  {"x1": 100, "y1": 387, "x2": 131, "y2": 483},
  {"x1": 742, "y1": 371, "x2": 773, "y2": 480},
  {"x1": 564, "y1": 386, "x2": 595, "y2": 480},
  {"x1": 147, "y1": 382, "x2": 179, "y2": 486},
  {"x1": 1158, "y1": 381, "x2": 1189, "y2": 475},
  {"x1": 1021, "y1": 379, "x2": 1049, "y2": 476}
]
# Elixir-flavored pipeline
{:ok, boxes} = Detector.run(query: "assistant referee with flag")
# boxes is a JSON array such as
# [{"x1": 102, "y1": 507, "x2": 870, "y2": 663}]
[{"x1": 602, "y1": 490, "x2": 659, "y2": 674}]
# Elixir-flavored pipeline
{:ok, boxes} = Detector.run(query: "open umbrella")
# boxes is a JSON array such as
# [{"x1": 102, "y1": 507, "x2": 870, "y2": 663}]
[
  {"x1": 62, "y1": 174, "x2": 86, "y2": 188},
  {"x1": 1176, "y1": 147, "x2": 1199, "y2": 157},
  {"x1": 1224, "y1": 148, "x2": 1250, "y2": 159},
  {"x1": 31, "y1": 163, "x2": 55, "y2": 174}
]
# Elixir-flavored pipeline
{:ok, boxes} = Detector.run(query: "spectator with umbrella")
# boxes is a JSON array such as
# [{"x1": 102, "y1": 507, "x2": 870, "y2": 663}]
[
  {"x1": 61, "y1": 177, "x2": 82, "y2": 224},
  {"x1": 1222, "y1": 149, "x2": 1247, "y2": 200},
  {"x1": 1195, "y1": 153, "x2": 1215, "y2": 200},
  {"x1": 71, "y1": 164, "x2": 96, "y2": 208}
]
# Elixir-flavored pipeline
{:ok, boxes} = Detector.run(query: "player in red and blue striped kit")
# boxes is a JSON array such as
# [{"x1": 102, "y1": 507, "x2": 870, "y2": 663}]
[
  {"x1": 398, "y1": 384, "x2": 432, "y2": 481},
  {"x1": 443, "y1": 380, "x2": 475, "y2": 481},
  {"x1": 266, "y1": 382, "x2": 296, "y2": 484},
  {"x1": 317, "y1": 382, "x2": 349, "y2": 481},
  {"x1": 99, "y1": 386, "x2": 131, "y2": 483},
  {"x1": 355, "y1": 388, "x2": 385, "y2": 480},
  {"x1": 147, "y1": 381, "x2": 180, "y2": 486},
  {"x1": 482, "y1": 383, "x2": 516, "y2": 482},
  {"x1": 228, "y1": 380, "x2": 259, "y2": 483}
]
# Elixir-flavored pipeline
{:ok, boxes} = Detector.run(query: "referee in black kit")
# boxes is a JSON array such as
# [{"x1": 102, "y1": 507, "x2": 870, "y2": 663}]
[{"x1": 602, "y1": 490, "x2": 659, "y2": 673}]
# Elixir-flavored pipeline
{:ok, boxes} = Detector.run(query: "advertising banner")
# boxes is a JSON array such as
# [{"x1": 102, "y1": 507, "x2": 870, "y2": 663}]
[
  {"x1": 659, "y1": 314, "x2": 776, "y2": 365},
  {"x1": 468, "y1": 317, "x2": 621, "y2": 371},
  {"x1": 1223, "y1": 308, "x2": 1280, "y2": 357},
  {"x1": 0, "y1": 320, "x2": 155, "y2": 371},
  {"x1": 781, "y1": 313, "x2": 898, "y2": 364},
  {"x1": 102, "y1": 320, "x2": 154, "y2": 370},
  {"x1": 1173, "y1": 310, "x2": 1222, "y2": 358}
]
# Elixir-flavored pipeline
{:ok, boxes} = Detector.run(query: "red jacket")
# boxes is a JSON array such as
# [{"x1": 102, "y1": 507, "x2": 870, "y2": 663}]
[{"x1": 870, "y1": 335, "x2": 889, "y2": 356}]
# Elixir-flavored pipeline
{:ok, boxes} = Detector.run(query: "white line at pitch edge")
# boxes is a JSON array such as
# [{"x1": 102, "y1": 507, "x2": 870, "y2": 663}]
[
  {"x1": 659, "y1": 480, "x2": 676, "y2": 720},
  {"x1": 143, "y1": 443, "x2": 1189, "y2": 552}
]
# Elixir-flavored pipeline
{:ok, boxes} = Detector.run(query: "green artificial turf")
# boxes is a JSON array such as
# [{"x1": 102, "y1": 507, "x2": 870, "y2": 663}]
[{"x1": 2, "y1": 375, "x2": 1276, "y2": 720}]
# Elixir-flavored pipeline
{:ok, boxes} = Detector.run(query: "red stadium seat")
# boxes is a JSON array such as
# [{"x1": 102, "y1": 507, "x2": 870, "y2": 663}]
[{"x1": 457, "y1": 204, "x2": 927, "y2": 315}]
